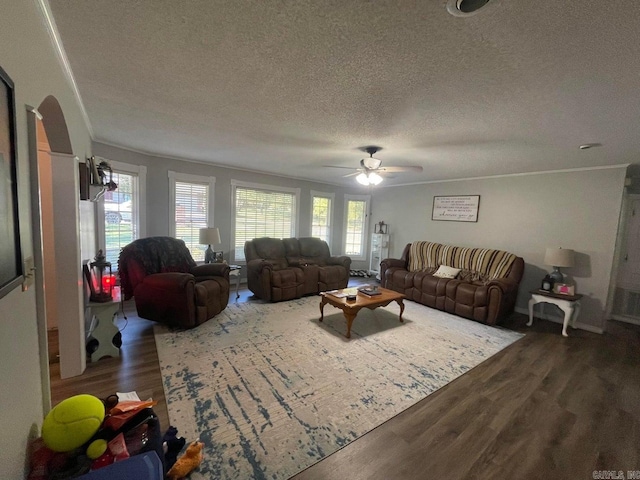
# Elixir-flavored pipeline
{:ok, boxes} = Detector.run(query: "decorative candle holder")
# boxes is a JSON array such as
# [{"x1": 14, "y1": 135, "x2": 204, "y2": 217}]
[{"x1": 90, "y1": 249, "x2": 113, "y2": 303}]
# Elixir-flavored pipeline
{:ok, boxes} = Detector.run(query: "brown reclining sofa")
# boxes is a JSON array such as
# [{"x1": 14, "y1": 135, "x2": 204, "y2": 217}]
[
  {"x1": 380, "y1": 241, "x2": 524, "y2": 325},
  {"x1": 245, "y1": 237, "x2": 351, "y2": 302}
]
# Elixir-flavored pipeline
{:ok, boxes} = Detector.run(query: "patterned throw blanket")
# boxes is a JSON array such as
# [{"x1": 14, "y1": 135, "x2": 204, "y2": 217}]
[
  {"x1": 408, "y1": 241, "x2": 516, "y2": 280},
  {"x1": 118, "y1": 237, "x2": 197, "y2": 298}
]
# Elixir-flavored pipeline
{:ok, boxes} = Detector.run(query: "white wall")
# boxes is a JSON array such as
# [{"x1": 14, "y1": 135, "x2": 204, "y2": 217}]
[
  {"x1": 371, "y1": 167, "x2": 627, "y2": 329},
  {"x1": 93, "y1": 144, "x2": 627, "y2": 329},
  {"x1": 51, "y1": 153, "x2": 86, "y2": 378},
  {"x1": 93, "y1": 143, "x2": 364, "y2": 264},
  {"x1": 79, "y1": 200, "x2": 96, "y2": 266},
  {"x1": 39, "y1": 150, "x2": 59, "y2": 329},
  {"x1": 0, "y1": 0, "x2": 92, "y2": 477}
]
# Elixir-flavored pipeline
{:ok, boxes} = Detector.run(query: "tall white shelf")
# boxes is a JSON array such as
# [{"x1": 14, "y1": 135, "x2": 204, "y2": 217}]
[{"x1": 369, "y1": 233, "x2": 390, "y2": 280}]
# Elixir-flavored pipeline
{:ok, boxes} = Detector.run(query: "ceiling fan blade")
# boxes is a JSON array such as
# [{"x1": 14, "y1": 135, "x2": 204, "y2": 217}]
[
  {"x1": 380, "y1": 165, "x2": 423, "y2": 173},
  {"x1": 343, "y1": 171, "x2": 362, "y2": 178},
  {"x1": 323, "y1": 165, "x2": 356, "y2": 170}
]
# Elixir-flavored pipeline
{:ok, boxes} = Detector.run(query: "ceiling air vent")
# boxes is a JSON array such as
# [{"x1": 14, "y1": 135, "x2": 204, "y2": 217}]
[{"x1": 447, "y1": 0, "x2": 492, "y2": 17}]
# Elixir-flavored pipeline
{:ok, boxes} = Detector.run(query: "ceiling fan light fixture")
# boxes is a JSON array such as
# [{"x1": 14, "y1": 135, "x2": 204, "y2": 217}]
[
  {"x1": 356, "y1": 173, "x2": 370, "y2": 185},
  {"x1": 339, "y1": 146, "x2": 419, "y2": 185},
  {"x1": 362, "y1": 157, "x2": 382, "y2": 169},
  {"x1": 356, "y1": 172, "x2": 383, "y2": 186},
  {"x1": 369, "y1": 172, "x2": 383, "y2": 185}
]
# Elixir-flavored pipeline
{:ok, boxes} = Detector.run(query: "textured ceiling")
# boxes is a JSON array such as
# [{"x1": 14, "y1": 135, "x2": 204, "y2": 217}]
[{"x1": 48, "y1": 0, "x2": 640, "y2": 186}]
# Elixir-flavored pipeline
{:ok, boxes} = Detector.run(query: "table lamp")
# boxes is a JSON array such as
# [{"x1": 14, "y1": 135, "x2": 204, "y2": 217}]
[
  {"x1": 544, "y1": 247, "x2": 575, "y2": 283},
  {"x1": 199, "y1": 227, "x2": 221, "y2": 264}
]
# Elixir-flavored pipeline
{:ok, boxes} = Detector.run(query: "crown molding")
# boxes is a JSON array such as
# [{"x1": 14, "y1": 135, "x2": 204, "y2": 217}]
[
  {"x1": 380, "y1": 164, "x2": 630, "y2": 188},
  {"x1": 35, "y1": 0, "x2": 94, "y2": 138},
  {"x1": 94, "y1": 139, "x2": 348, "y2": 189}
]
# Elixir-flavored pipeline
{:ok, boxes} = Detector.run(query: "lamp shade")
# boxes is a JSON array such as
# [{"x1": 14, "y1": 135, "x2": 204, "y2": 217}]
[
  {"x1": 199, "y1": 227, "x2": 221, "y2": 245},
  {"x1": 544, "y1": 247, "x2": 575, "y2": 268}
]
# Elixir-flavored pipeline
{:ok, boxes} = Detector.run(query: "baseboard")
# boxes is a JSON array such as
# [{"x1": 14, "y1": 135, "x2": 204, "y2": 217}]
[
  {"x1": 610, "y1": 314, "x2": 640, "y2": 326},
  {"x1": 514, "y1": 307, "x2": 604, "y2": 335}
]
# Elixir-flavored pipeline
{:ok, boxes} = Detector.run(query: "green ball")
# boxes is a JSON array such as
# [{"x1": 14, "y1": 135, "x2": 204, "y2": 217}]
[
  {"x1": 42, "y1": 394, "x2": 105, "y2": 452},
  {"x1": 86, "y1": 438, "x2": 108, "y2": 459}
]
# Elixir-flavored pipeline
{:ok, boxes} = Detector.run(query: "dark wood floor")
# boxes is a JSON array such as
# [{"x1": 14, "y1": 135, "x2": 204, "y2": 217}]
[
  {"x1": 50, "y1": 298, "x2": 172, "y2": 429},
  {"x1": 51, "y1": 282, "x2": 640, "y2": 479}
]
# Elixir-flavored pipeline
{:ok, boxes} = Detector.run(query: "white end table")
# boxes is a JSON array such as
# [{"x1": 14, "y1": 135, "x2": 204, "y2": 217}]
[
  {"x1": 87, "y1": 288, "x2": 121, "y2": 361},
  {"x1": 229, "y1": 264, "x2": 242, "y2": 299},
  {"x1": 527, "y1": 289, "x2": 583, "y2": 337}
]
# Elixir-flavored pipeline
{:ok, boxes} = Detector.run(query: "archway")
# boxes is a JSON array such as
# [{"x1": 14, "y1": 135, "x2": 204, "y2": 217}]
[
  {"x1": 28, "y1": 95, "x2": 86, "y2": 413},
  {"x1": 38, "y1": 96, "x2": 72, "y2": 155}
]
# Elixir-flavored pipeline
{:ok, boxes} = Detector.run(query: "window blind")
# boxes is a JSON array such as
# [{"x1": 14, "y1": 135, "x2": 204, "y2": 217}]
[
  {"x1": 234, "y1": 186, "x2": 296, "y2": 260},
  {"x1": 174, "y1": 181, "x2": 209, "y2": 260}
]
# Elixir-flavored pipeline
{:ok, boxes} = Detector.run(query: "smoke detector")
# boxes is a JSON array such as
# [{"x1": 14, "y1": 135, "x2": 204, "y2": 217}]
[
  {"x1": 579, "y1": 143, "x2": 602, "y2": 150},
  {"x1": 447, "y1": 0, "x2": 492, "y2": 17}
]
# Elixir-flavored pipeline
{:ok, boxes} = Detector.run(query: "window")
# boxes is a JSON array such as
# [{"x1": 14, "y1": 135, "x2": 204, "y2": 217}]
[
  {"x1": 343, "y1": 194, "x2": 370, "y2": 260},
  {"x1": 98, "y1": 161, "x2": 146, "y2": 267},
  {"x1": 232, "y1": 180, "x2": 300, "y2": 261},
  {"x1": 311, "y1": 191, "x2": 334, "y2": 247},
  {"x1": 169, "y1": 171, "x2": 215, "y2": 261}
]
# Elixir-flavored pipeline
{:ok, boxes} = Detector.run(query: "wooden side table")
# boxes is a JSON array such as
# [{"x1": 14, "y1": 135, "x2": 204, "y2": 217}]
[{"x1": 527, "y1": 289, "x2": 583, "y2": 337}]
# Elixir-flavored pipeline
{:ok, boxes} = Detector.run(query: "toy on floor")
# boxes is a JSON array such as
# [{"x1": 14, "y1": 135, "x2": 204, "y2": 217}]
[
  {"x1": 162, "y1": 426, "x2": 186, "y2": 469},
  {"x1": 41, "y1": 394, "x2": 105, "y2": 452},
  {"x1": 166, "y1": 440, "x2": 204, "y2": 480}
]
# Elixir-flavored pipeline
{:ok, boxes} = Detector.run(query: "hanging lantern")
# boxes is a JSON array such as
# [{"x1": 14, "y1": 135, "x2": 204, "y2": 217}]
[{"x1": 90, "y1": 250, "x2": 114, "y2": 302}]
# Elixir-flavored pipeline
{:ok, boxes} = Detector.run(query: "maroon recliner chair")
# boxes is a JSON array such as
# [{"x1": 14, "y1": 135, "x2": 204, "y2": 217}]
[{"x1": 118, "y1": 237, "x2": 229, "y2": 329}]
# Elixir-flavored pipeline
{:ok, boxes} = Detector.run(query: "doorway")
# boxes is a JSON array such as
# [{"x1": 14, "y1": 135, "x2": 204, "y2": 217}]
[
  {"x1": 35, "y1": 119, "x2": 61, "y2": 364},
  {"x1": 611, "y1": 193, "x2": 640, "y2": 325},
  {"x1": 28, "y1": 96, "x2": 87, "y2": 418}
]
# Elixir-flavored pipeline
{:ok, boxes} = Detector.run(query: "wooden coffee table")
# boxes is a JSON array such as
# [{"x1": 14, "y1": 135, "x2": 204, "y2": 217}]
[{"x1": 319, "y1": 286, "x2": 405, "y2": 339}]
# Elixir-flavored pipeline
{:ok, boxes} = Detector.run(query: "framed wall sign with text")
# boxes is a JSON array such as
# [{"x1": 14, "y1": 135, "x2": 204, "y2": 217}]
[{"x1": 432, "y1": 195, "x2": 480, "y2": 222}]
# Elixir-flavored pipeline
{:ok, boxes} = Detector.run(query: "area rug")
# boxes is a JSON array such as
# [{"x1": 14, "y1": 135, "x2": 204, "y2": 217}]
[{"x1": 154, "y1": 296, "x2": 523, "y2": 479}]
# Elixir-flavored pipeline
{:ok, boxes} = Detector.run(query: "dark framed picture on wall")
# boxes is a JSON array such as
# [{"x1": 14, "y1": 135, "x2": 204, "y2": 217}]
[{"x1": 0, "y1": 65, "x2": 24, "y2": 300}]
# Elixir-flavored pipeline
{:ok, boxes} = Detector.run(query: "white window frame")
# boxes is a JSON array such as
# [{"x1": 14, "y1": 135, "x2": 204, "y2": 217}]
[
  {"x1": 231, "y1": 179, "x2": 301, "y2": 262},
  {"x1": 343, "y1": 194, "x2": 371, "y2": 261},
  {"x1": 96, "y1": 159, "x2": 147, "y2": 266},
  {"x1": 310, "y1": 190, "x2": 334, "y2": 249},
  {"x1": 168, "y1": 172, "x2": 215, "y2": 263}
]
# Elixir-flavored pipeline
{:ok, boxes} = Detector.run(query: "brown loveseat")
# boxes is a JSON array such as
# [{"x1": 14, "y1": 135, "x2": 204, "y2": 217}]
[
  {"x1": 244, "y1": 237, "x2": 351, "y2": 302},
  {"x1": 381, "y1": 241, "x2": 524, "y2": 325},
  {"x1": 118, "y1": 236, "x2": 230, "y2": 329}
]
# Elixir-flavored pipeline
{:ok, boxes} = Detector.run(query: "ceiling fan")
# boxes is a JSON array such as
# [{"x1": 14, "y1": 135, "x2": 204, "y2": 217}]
[{"x1": 326, "y1": 146, "x2": 423, "y2": 185}]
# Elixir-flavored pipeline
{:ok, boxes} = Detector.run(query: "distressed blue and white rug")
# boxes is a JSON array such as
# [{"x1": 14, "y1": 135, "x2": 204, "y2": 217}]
[{"x1": 154, "y1": 296, "x2": 523, "y2": 479}]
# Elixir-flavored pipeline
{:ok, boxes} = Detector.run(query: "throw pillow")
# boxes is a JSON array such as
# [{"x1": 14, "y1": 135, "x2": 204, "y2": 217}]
[{"x1": 433, "y1": 265, "x2": 462, "y2": 279}]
